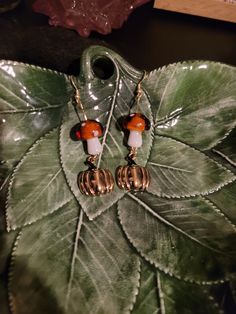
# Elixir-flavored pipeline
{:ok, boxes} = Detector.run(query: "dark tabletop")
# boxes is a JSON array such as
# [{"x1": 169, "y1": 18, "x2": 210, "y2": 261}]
[
  {"x1": 0, "y1": 0, "x2": 236, "y2": 74},
  {"x1": 0, "y1": 1, "x2": 236, "y2": 72}
]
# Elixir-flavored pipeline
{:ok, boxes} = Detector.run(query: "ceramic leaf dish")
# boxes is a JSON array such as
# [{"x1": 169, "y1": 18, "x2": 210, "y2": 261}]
[{"x1": 0, "y1": 46, "x2": 236, "y2": 314}]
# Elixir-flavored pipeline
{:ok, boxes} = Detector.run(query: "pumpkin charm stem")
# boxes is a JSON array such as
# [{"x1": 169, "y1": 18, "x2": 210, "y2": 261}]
[{"x1": 126, "y1": 147, "x2": 137, "y2": 166}]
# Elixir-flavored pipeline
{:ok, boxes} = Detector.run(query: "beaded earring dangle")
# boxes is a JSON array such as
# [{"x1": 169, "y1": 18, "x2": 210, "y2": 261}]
[
  {"x1": 116, "y1": 71, "x2": 151, "y2": 192},
  {"x1": 70, "y1": 76, "x2": 115, "y2": 197}
]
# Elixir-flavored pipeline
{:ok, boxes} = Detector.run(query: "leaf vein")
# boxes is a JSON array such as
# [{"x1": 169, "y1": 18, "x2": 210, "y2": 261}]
[
  {"x1": 65, "y1": 208, "x2": 83, "y2": 311},
  {"x1": 128, "y1": 193, "x2": 224, "y2": 254}
]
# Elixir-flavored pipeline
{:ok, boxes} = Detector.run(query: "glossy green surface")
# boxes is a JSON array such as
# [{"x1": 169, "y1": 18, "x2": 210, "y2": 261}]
[{"x1": 0, "y1": 46, "x2": 236, "y2": 313}]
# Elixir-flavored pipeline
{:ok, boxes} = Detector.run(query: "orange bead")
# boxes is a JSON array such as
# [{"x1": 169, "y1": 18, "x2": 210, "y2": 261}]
[
  {"x1": 123, "y1": 113, "x2": 150, "y2": 132},
  {"x1": 75, "y1": 120, "x2": 103, "y2": 140}
]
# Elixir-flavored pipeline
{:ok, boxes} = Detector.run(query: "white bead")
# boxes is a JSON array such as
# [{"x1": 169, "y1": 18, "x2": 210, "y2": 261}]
[
  {"x1": 87, "y1": 137, "x2": 103, "y2": 155},
  {"x1": 128, "y1": 130, "x2": 142, "y2": 148}
]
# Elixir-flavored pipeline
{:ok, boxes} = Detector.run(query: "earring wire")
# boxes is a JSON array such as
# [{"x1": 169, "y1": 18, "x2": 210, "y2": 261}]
[
  {"x1": 134, "y1": 70, "x2": 147, "y2": 112},
  {"x1": 70, "y1": 75, "x2": 88, "y2": 121}
]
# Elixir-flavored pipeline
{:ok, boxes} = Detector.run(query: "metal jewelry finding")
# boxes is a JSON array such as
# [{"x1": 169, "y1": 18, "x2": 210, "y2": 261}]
[
  {"x1": 115, "y1": 71, "x2": 151, "y2": 192},
  {"x1": 70, "y1": 75, "x2": 115, "y2": 197}
]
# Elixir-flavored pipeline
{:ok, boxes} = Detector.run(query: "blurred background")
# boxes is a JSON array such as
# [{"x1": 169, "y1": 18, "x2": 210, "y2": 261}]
[{"x1": 0, "y1": 1, "x2": 235, "y2": 74}]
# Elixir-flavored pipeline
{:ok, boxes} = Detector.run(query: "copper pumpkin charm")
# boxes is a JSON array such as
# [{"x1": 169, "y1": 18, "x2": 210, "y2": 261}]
[
  {"x1": 116, "y1": 164, "x2": 150, "y2": 192},
  {"x1": 78, "y1": 168, "x2": 114, "y2": 196}
]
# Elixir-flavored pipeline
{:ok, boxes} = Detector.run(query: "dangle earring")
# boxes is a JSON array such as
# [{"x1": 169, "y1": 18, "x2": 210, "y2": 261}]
[
  {"x1": 116, "y1": 72, "x2": 151, "y2": 192},
  {"x1": 70, "y1": 76, "x2": 114, "y2": 196}
]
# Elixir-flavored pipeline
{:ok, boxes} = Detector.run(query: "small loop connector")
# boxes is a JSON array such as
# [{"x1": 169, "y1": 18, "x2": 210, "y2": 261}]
[
  {"x1": 126, "y1": 147, "x2": 137, "y2": 166},
  {"x1": 135, "y1": 84, "x2": 142, "y2": 104},
  {"x1": 85, "y1": 154, "x2": 99, "y2": 170}
]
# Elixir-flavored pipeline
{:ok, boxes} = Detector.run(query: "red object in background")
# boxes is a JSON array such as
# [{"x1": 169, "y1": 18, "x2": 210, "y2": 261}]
[{"x1": 32, "y1": 0, "x2": 150, "y2": 37}]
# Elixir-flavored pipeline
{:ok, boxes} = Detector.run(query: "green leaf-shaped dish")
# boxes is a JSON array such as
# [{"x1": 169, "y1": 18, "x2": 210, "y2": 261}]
[{"x1": 0, "y1": 46, "x2": 236, "y2": 314}]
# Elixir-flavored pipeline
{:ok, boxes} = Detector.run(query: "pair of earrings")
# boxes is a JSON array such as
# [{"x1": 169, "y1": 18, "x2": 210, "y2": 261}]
[{"x1": 70, "y1": 72, "x2": 151, "y2": 197}]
